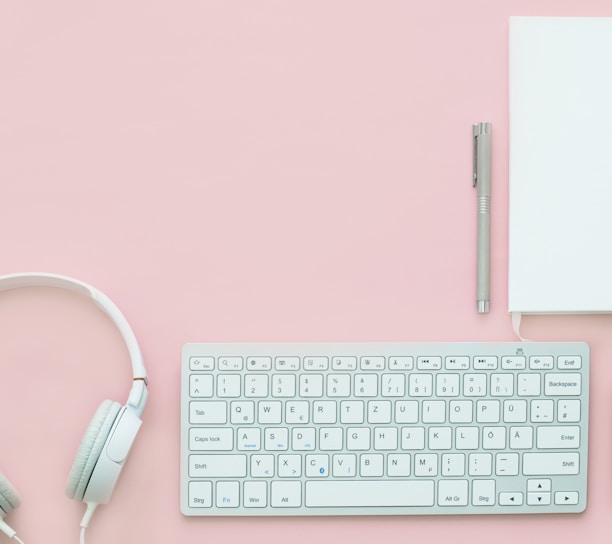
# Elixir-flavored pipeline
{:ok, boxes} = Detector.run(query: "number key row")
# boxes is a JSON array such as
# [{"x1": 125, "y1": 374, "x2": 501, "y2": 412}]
[{"x1": 190, "y1": 372, "x2": 582, "y2": 399}]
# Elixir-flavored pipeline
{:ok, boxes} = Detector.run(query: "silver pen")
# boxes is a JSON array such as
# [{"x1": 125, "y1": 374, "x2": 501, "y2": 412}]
[{"x1": 473, "y1": 122, "x2": 492, "y2": 313}]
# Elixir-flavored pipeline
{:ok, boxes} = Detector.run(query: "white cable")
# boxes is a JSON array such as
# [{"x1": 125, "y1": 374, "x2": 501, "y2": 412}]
[
  {"x1": 0, "y1": 519, "x2": 23, "y2": 543},
  {"x1": 78, "y1": 502, "x2": 97, "y2": 544}
]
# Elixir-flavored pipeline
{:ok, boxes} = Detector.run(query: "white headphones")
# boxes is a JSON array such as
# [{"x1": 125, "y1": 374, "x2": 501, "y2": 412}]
[{"x1": 0, "y1": 273, "x2": 148, "y2": 543}]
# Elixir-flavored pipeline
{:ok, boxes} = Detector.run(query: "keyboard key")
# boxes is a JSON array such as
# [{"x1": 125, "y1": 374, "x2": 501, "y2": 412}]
[
  {"x1": 501, "y1": 356, "x2": 525, "y2": 369},
  {"x1": 230, "y1": 401, "x2": 254, "y2": 424},
  {"x1": 275, "y1": 357, "x2": 300, "y2": 370},
  {"x1": 523, "y1": 453, "x2": 580, "y2": 475},
  {"x1": 381, "y1": 374, "x2": 406, "y2": 397},
  {"x1": 305, "y1": 454, "x2": 330, "y2": 477},
  {"x1": 544, "y1": 373, "x2": 581, "y2": 396},
  {"x1": 190, "y1": 375, "x2": 213, "y2": 397},
  {"x1": 331, "y1": 356, "x2": 357, "y2": 370},
  {"x1": 264, "y1": 428, "x2": 288, "y2": 451},
  {"x1": 285, "y1": 401, "x2": 309, "y2": 424},
  {"x1": 436, "y1": 374, "x2": 460, "y2": 397},
  {"x1": 189, "y1": 481, "x2": 212, "y2": 508},
  {"x1": 258, "y1": 401, "x2": 282, "y2": 424},
  {"x1": 530, "y1": 400, "x2": 554, "y2": 423},
  {"x1": 216, "y1": 481, "x2": 239, "y2": 508},
  {"x1": 409, "y1": 374, "x2": 433, "y2": 396},
  {"x1": 271, "y1": 481, "x2": 302, "y2": 507},
  {"x1": 464, "y1": 374, "x2": 487, "y2": 397},
  {"x1": 530, "y1": 356, "x2": 554, "y2": 370},
  {"x1": 527, "y1": 479, "x2": 551, "y2": 492},
  {"x1": 401, "y1": 427, "x2": 425, "y2": 450},
  {"x1": 347, "y1": 427, "x2": 370, "y2": 450},
  {"x1": 243, "y1": 482, "x2": 267, "y2": 507},
  {"x1": 445, "y1": 356, "x2": 469, "y2": 370},
  {"x1": 218, "y1": 357, "x2": 243, "y2": 371},
  {"x1": 278, "y1": 454, "x2": 302, "y2": 477},
  {"x1": 503, "y1": 400, "x2": 527, "y2": 423},
  {"x1": 491, "y1": 374, "x2": 514, "y2": 397},
  {"x1": 190, "y1": 356, "x2": 215, "y2": 371},
  {"x1": 389, "y1": 356, "x2": 413, "y2": 370},
  {"x1": 449, "y1": 400, "x2": 473, "y2": 424},
  {"x1": 557, "y1": 399, "x2": 581, "y2": 422},
  {"x1": 518, "y1": 374, "x2": 541, "y2": 396},
  {"x1": 189, "y1": 454, "x2": 247, "y2": 477},
  {"x1": 555, "y1": 491, "x2": 579, "y2": 505},
  {"x1": 472, "y1": 479, "x2": 496, "y2": 506},
  {"x1": 271, "y1": 375, "x2": 296, "y2": 398},
  {"x1": 499, "y1": 492, "x2": 523, "y2": 506},
  {"x1": 300, "y1": 374, "x2": 324, "y2": 397},
  {"x1": 327, "y1": 374, "x2": 351, "y2": 397},
  {"x1": 305, "y1": 480, "x2": 435, "y2": 507},
  {"x1": 244, "y1": 375, "x2": 268, "y2": 397},
  {"x1": 536, "y1": 426, "x2": 580, "y2": 449},
  {"x1": 474, "y1": 356, "x2": 497, "y2": 370},
  {"x1": 319, "y1": 428, "x2": 343, "y2": 451},
  {"x1": 558, "y1": 356, "x2": 582, "y2": 370},
  {"x1": 189, "y1": 428, "x2": 233, "y2": 451},
  {"x1": 355, "y1": 374, "x2": 378, "y2": 397},
  {"x1": 361, "y1": 356, "x2": 385, "y2": 370},
  {"x1": 246, "y1": 356, "x2": 272, "y2": 370},
  {"x1": 340, "y1": 400, "x2": 364, "y2": 424},
  {"x1": 438, "y1": 479, "x2": 469, "y2": 506},
  {"x1": 313, "y1": 401, "x2": 337, "y2": 424},
  {"x1": 527, "y1": 491, "x2": 551, "y2": 506},
  {"x1": 417, "y1": 356, "x2": 442, "y2": 370},
  {"x1": 190, "y1": 401, "x2": 227, "y2": 424},
  {"x1": 468, "y1": 453, "x2": 492, "y2": 476},
  {"x1": 217, "y1": 375, "x2": 241, "y2": 397},
  {"x1": 495, "y1": 453, "x2": 519, "y2": 476},
  {"x1": 387, "y1": 453, "x2": 411, "y2": 476},
  {"x1": 441, "y1": 453, "x2": 465, "y2": 477},
  {"x1": 304, "y1": 357, "x2": 328, "y2": 371},
  {"x1": 368, "y1": 401, "x2": 392, "y2": 424},
  {"x1": 250, "y1": 454, "x2": 274, "y2": 477},
  {"x1": 332, "y1": 454, "x2": 356, "y2": 476}
]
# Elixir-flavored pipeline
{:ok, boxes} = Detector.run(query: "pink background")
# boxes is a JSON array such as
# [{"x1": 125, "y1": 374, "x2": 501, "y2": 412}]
[{"x1": 1, "y1": 1, "x2": 612, "y2": 543}]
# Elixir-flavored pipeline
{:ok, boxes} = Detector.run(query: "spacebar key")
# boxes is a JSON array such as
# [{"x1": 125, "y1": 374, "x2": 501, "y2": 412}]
[{"x1": 305, "y1": 480, "x2": 435, "y2": 507}]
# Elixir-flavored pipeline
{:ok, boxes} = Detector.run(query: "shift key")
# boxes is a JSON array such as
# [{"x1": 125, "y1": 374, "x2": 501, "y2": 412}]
[
  {"x1": 523, "y1": 453, "x2": 579, "y2": 475},
  {"x1": 189, "y1": 454, "x2": 247, "y2": 477}
]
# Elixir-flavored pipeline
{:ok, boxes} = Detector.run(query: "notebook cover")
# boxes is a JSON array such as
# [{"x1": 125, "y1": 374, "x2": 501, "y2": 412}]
[{"x1": 508, "y1": 16, "x2": 612, "y2": 314}]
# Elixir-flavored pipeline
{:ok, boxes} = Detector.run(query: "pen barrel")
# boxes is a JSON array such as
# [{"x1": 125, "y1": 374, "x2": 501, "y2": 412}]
[
  {"x1": 476, "y1": 196, "x2": 491, "y2": 312},
  {"x1": 474, "y1": 121, "x2": 491, "y2": 313}
]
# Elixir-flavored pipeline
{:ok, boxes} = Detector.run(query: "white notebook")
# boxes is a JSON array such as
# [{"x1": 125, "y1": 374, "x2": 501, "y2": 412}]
[{"x1": 509, "y1": 16, "x2": 612, "y2": 314}]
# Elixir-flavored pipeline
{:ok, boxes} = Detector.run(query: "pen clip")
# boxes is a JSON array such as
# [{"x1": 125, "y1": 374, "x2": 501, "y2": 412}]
[
  {"x1": 472, "y1": 122, "x2": 491, "y2": 189},
  {"x1": 472, "y1": 124, "x2": 479, "y2": 188}
]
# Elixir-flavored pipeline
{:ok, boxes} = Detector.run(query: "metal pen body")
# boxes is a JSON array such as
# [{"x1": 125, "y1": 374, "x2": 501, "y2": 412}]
[{"x1": 473, "y1": 122, "x2": 492, "y2": 313}]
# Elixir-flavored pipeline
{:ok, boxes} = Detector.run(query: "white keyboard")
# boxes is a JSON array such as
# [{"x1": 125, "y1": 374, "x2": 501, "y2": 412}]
[{"x1": 180, "y1": 342, "x2": 589, "y2": 515}]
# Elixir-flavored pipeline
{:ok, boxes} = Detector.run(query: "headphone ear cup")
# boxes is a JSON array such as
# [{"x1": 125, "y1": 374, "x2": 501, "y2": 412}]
[
  {"x1": 0, "y1": 473, "x2": 21, "y2": 516},
  {"x1": 65, "y1": 400, "x2": 121, "y2": 502}
]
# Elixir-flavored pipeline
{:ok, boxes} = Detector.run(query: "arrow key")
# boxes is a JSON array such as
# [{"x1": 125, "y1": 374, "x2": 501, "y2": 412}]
[
  {"x1": 527, "y1": 478, "x2": 551, "y2": 492},
  {"x1": 499, "y1": 492, "x2": 523, "y2": 506},
  {"x1": 555, "y1": 491, "x2": 579, "y2": 505},
  {"x1": 528, "y1": 492, "x2": 551, "y2": 505}
]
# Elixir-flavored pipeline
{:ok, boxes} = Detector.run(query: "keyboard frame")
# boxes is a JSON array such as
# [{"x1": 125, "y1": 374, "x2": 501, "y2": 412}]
[{"x1": 180, "y1": 342, "x2": 589, "y2": 516}]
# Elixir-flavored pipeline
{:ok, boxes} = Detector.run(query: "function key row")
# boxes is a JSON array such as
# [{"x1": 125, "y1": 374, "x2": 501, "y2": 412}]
[{"x1": 189, "y1": 355, "x2": 582, "y2": 372}]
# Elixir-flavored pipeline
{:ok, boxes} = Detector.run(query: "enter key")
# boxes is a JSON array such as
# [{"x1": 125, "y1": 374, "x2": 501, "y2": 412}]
[{"x1": 536, "y1": 426, "x2": 580, "y2": 449}]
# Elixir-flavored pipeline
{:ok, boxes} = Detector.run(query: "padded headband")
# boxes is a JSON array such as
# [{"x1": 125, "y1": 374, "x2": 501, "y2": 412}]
[{"x1": 0, "y1": 272, "x2": 148, "y2": 415}]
